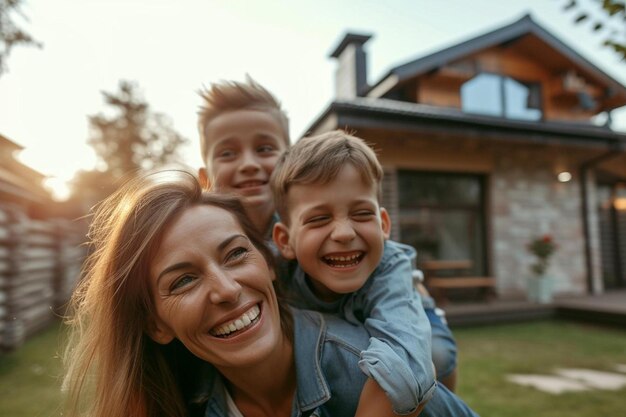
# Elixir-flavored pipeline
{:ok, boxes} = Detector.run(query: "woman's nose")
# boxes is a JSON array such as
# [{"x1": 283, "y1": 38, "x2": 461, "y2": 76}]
[{"x1": 208, "y1": 272, "x2": 242, "y2": 305}]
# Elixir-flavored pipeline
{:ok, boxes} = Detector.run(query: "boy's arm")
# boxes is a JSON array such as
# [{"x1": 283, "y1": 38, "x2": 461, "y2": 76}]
[
  {"x1": 350, "y1": 241, "x2": 436, "y2": 415},
  {"x1": 355, "y1": 378, "x2": 424, "y2": 417}
]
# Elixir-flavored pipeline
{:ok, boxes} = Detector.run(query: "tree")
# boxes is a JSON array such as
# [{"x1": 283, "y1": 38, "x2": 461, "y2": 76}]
[
  {"x1": 557, "y1": 0, "x2": 626, "y2": 60},
  {"x1": 71, "y1": 80, "x2": 188, "y2": 207},
  {"x1": 0, "y1": 0, "x2": 41, "y2": 76}
]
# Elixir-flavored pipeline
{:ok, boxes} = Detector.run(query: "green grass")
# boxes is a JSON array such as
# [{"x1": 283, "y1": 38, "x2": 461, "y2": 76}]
[
  {"x1": 1, "y1": 320, "x2": 625, "y2": 417},
  {"x1": 0, "y1": 322, "x2": 66, "y2": 417},
  {"x1": 454, "y1": 320, "x2": 626, "y2": 417}
]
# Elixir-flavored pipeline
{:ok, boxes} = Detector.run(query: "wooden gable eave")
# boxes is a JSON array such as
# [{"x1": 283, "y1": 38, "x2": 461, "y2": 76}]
[
  {"x1": 0, "y1": 133, "x2": 51, "y2": 204},
  {"x1": 367, "y1": 14, "x2": 626, "y2": 110}
]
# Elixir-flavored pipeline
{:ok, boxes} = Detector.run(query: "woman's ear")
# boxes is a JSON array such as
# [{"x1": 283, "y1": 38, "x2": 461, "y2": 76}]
[
  {"x1": 147, "y1": 317, "x2": 175, "y2": 345},
  {"x1": 380, "y1": 207, "x2": 392, "y2": 239},
  {"x1": 273, "y1": 222, "x2": 296, "y2": 260}
]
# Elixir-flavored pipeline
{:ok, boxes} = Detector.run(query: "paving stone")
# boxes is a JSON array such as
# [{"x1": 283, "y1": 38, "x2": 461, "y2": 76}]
[
  {"x1": 506, "y1": 374, "x2": 590, "y2": 394},
  {"x1": 615, "y1": 364, "x2": 626, "y2": 374},
  {"x1": 556, "y1": 368, "x2": 626, "y2": 390}
]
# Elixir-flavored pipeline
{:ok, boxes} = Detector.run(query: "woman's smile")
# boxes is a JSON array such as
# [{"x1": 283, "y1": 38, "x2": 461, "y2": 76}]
[{"x1": 210, "y1": 303, "x2": 262, "y2": 338}]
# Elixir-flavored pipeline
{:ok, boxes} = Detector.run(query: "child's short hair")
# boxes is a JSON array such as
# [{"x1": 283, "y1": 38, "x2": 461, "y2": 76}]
[
  {"x1": 271, "y1": 130, "x2": 383, "y2": 223},
  {"x1": 197, "y1": 76, "x2": 290, "y2": 163}
]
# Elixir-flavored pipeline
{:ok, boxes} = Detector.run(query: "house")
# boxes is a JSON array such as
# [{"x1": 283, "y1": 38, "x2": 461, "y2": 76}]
[
  {"x1": 0, "y1": 134, "x2": 85, "y2": 350},
  {"x1": 306, "y1": 15, "x2": 626, "y2": 300},
  {"x1": 0, "y1": 133, "x2": 50, "y2": 213}
]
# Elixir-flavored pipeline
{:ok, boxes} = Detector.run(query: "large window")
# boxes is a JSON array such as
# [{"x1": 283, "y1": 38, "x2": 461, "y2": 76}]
[
  {"x1": 398, "y1": 171, "x2": 487, "y2": 275},
  {"x1": 461, "y1": 73, "x2": 542, "y2": 121}
]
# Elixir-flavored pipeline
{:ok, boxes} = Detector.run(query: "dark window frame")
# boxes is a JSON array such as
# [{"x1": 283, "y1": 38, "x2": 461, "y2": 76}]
[{"x1": 397, "y1": 170, "x2": 489, "y2": 276}]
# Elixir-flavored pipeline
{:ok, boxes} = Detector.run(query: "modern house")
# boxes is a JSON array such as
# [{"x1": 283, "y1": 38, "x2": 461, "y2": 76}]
[{"x1": 306, "y1": 15, "x2": 626, "y2": 301}]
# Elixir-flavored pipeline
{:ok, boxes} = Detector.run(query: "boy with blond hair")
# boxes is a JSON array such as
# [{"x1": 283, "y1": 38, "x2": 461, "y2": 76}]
[
  {"x1": 197, "y1": 76, "x2": 289, "y2": 236},
  {"x1": 271, "y1": 130, "x2": 436, "y2": 416}
]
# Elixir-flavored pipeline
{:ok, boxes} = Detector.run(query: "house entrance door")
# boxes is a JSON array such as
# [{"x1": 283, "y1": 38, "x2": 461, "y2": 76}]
[{"x1": 597, "y1": 183, "x2": 626, "y2": 290}]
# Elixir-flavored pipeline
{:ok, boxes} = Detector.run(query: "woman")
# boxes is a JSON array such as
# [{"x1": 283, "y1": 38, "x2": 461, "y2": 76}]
[{"x1": 63, "y1": 170, "x2": 477, "y2": 417}]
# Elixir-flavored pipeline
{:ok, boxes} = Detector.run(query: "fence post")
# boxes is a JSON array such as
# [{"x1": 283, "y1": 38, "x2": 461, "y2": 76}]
[
  {"x1": 52, "y1": 220, "x2": 65, "y2": 315},
  {"x1": 1, "y1": 204, "x2": 27, "y2": 350}
]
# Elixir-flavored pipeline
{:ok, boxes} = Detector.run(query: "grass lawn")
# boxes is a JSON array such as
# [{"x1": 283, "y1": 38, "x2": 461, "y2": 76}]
[
  {"x1": 0, "y1": 322, "x2": 66, "y2": 417},
  {"x1": 454, "y1": 320, "x2": 626, "y2": 417},
  {"x1": 1, "y1": 319, "x2": 625, "y2": 416}
]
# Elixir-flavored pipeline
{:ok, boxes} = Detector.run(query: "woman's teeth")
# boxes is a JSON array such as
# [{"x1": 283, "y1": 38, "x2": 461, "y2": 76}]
[{"x1": 211, "y1": 304, "x2": 260, "y2": 337}]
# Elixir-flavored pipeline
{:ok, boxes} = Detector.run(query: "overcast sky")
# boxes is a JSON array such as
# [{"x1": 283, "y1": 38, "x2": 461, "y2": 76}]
[{"x1": 1, "y1": 0, "x2": 625, "y2": 199}]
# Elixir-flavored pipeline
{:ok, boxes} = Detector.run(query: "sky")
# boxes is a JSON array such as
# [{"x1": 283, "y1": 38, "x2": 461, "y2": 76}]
[{"x1": 1, "y1": 0, "x2": 625, "y2": 200}]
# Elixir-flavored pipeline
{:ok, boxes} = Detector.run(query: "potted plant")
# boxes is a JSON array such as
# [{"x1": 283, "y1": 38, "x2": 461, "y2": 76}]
[{"x1": 526, "y1": 234, "x2": 557, "y2": 303}]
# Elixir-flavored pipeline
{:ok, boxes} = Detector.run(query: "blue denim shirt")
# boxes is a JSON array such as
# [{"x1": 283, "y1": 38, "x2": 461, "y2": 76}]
[
  {"x1": 281, "y1": 240, "x2": 436, "y2": 414},
  {"x1": 193, "y1": 309, "x2": 477, "y2": 417}
]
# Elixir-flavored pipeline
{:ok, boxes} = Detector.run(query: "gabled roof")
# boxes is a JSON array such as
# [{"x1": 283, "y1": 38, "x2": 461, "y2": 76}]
[
  {"x1": 0, "y1": 133, "x2": 24, "y2": 153},
  {"x1": 367, "y1": 14, "x2": 626, "y2": 107},
  {"x1": 0, "y1": 133, "x2": 49, "y2": 203}
]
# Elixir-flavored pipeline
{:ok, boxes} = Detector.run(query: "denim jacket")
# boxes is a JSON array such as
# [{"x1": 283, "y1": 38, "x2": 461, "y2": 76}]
[
  {"x1": 280, "y1": 240, "x2": 435, "y2": 414},
  {"x1": 193, "y1": 309, "x2": 477, "y2": 417}
]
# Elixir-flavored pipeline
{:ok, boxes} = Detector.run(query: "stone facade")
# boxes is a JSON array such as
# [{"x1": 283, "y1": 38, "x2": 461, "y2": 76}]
[{"x1": 491, "y1": 144, "x2": 587, "y2": 297}]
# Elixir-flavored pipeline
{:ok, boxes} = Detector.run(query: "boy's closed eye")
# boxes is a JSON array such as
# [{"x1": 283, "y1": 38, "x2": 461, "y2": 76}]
[
  {"x1": 304, "y1": 215, "x2": 331, "y2": 226},
  {"x1": 352, "y1": 210, "x2": 376, "y2": 221}
]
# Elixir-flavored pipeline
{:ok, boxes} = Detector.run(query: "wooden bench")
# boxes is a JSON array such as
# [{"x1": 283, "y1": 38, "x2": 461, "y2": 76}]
[{"x1": 420, "y1": 260, "x2": 496, "y2": 305}]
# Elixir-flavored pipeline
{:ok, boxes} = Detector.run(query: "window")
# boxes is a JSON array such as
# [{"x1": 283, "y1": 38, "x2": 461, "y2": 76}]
[
  {"x1": 397, "y1": 171, "x2": 487, "y2": 275},
  {"x1": 461, "y1": 73, "x2": 542, "y2": 121}
]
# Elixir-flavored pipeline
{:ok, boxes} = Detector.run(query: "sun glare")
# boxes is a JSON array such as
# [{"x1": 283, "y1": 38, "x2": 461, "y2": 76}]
[{"x1": 43, "y1": 177, "x2": 72, "y2": 202}]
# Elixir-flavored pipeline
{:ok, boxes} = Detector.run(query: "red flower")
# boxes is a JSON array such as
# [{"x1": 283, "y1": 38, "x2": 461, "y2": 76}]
[{"x1": 527, "y1": 235, "x2": 558, "y2": 276}]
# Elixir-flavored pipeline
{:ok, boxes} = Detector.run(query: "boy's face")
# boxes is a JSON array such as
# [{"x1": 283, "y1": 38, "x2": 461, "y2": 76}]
[
  {"x1": 273, "y1": 164, "x2": 391, "y2": 301},
  {"x1": 200, "y1": 109, "x2": 287, "y2": 214}
]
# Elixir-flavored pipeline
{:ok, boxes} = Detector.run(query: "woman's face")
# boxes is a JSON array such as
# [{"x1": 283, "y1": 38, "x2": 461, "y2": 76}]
[{"x1": 148, "y1": 204, "x2": 284, "y2": 369}]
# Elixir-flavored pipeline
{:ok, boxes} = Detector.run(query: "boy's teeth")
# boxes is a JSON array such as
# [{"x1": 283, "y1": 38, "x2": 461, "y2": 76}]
[
  {"x1": 323, "y1": 252, "x2": 363, "y2": 267},
  {"x1": 211, "y1": 305, "x2": 260, "y2": 337}
]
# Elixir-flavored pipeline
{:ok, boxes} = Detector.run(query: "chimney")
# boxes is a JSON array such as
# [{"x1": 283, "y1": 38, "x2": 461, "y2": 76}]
[{"x1": 329, "y1": 33, "x2": 373, "y2": 99}]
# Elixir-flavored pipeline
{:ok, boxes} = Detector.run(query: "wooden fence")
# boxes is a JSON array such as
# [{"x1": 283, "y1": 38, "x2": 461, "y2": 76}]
[{"x1": 0, "y1": 203, "x2": 86, "y2": 351}]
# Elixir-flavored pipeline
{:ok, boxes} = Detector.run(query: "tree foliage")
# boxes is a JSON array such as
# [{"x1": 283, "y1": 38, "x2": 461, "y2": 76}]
[
  {"x1": 71, "y1": 80, "x2": 188, "y2": 207},
  {"x1": 0, "y1": 0, "x2": 41, "y2": 76},
  {"x1": 558, "y1": 0, "x2": 626, "y2": 60}
]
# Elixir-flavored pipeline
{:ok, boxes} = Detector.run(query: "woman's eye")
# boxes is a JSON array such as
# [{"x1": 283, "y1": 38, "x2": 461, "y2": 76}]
[
  {"x1": 227, "y1": 246, "x2": 249, "y2": 262},
  {"x1": 171, "y1": 274, "x2": 195, "y2": 291}
]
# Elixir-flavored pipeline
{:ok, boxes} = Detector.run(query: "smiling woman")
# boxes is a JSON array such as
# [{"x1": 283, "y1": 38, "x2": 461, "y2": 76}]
[{"x1": 62, "y1": 169, "x2": 478, "y2": 417}]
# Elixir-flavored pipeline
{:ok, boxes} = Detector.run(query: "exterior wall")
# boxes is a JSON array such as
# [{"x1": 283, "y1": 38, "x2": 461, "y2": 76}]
[
  {"x1": 356, "y1": 129, "x2": 591, "y2": 298},
  {"x1": 490, "y1": 144, "x2": 587, "y2": 297}
]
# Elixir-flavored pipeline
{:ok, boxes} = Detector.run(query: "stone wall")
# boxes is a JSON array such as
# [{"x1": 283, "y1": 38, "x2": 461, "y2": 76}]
[{"x1": 491, "y1": 145, "x2": 587, "y2": 297}]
